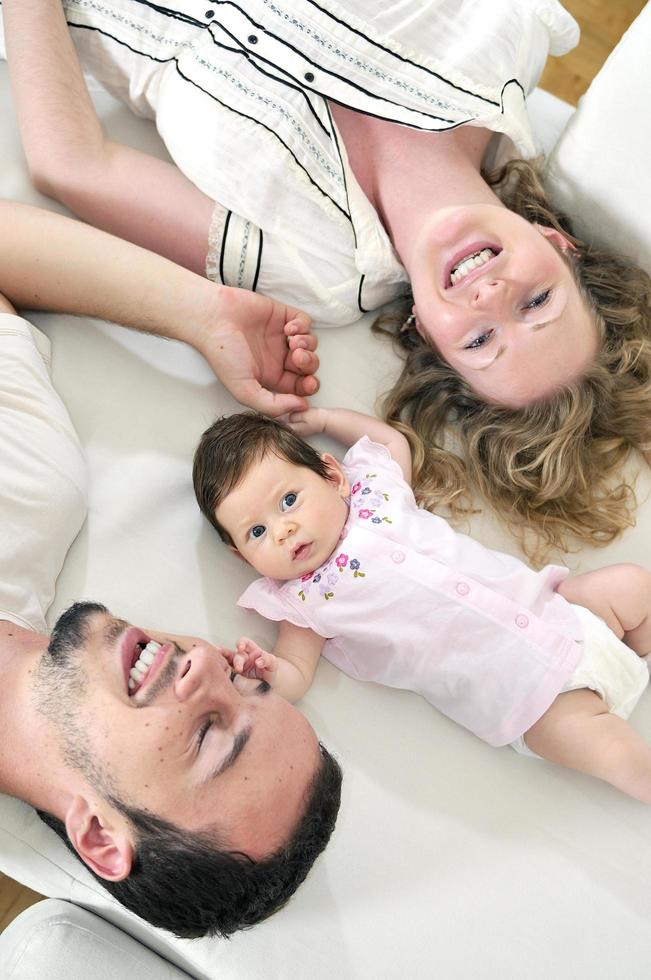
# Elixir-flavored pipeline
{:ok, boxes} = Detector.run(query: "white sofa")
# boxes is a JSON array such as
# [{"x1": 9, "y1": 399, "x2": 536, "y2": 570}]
[{"x1": 2, "y1": 6, "x2": 651, "y2": 978}]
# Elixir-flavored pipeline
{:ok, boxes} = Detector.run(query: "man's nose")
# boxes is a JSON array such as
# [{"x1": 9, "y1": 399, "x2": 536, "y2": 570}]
[{"x1": 174, "y1": 646, "x2": 238, "y2": 718}]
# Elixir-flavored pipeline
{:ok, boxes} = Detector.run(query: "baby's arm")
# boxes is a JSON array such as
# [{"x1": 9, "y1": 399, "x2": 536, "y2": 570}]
[
  {"x1": 230, "y1": 621, "x2": 326, "y2": 702},
  {"x1": 288, "y1": 407, "x2": 412, "y2": 483},
  {"x1": 557, "y1": 563, "x2": 651, "y2": 655}
]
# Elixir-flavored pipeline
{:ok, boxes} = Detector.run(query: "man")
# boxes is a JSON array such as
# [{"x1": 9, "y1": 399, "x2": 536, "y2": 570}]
[{"x1": 0, "y1": 202, "x2": 341, "y2": 938}]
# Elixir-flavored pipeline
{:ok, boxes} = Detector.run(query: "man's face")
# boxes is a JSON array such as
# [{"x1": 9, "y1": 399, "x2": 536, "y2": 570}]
[{"x1": 37, "y1": 605, "x2": 321, "y2": 859}]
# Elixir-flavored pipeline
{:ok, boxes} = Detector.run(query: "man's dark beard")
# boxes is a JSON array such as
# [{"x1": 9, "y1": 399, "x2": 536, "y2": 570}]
[
  {"x1": 47, "y1": 601, "x2": 109, "y2": 664},
  {"x1": 35, "y1": 600, "x2": 115, "y2": 794}
]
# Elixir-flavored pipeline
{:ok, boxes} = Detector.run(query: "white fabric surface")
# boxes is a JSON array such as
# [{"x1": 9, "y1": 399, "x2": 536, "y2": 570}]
[
  {"x1": 0, "y1": 314, "x2": 86, "y2": 632},
  {"x1": 0, "y1": 900, "x2": 192, "y2": 979},
  {"x1": 2, "y1": 18, "x2": 651, "y2": 980}
]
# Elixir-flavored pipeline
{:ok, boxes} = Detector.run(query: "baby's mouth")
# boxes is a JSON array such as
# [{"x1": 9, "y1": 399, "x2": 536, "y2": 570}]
[{"x1": 292, "y1": 542, "x2": 312, "y2": 562}]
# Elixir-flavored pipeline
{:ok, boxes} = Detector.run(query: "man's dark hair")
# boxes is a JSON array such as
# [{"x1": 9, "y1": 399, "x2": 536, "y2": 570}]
[
  {"x1": 38, "y1": 743, "x2": 341, "y2": 938},
  {"x1": 193, "y1": 411, "x2": 330, "y2": 545}
]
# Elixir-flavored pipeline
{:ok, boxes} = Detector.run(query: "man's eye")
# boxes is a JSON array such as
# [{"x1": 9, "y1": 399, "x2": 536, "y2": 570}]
[
  {"x1": 249, "y1": 524, "x2": 266, "y2": 540},
  {"x1": 465, "y1": 329, "x2": 493, "y2": 350},
  {"x1": 281, "y1": 492, "x2": 297, "y2": 511},
  {"x1": 197, "y1": 718, "x2": 213, "y2": 749},
  {"x1": 525, "y1": 289, "x2": 551, "y2": 310}
]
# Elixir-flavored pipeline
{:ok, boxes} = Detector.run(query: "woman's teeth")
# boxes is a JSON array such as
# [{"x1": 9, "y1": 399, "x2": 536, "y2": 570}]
[
  {"x1": 128, "y1": 640, "x2": 161, "y2": 691},
  {"x1": 450, "y1": 248, "x2": 495, "y2": 285}
]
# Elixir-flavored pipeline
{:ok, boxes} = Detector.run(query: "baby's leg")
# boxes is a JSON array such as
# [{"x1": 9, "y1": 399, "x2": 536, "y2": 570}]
[
  {"x1": 557, "y1": 564, "x2": 651, "y2": 655},
  {"x1": 524, "y1": 688, "x2": 651, "y2": 804}
]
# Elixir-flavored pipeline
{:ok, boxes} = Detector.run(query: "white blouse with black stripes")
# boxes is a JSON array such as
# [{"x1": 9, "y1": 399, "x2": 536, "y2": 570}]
[{"x1": 59, "y1": 0, "x2": 578, "y2": 325}]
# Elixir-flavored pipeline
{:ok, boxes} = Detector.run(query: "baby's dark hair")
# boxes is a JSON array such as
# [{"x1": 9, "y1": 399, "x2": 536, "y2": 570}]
[{"x1": 193, "y1": 412, "x2": 330, "y2": 545}]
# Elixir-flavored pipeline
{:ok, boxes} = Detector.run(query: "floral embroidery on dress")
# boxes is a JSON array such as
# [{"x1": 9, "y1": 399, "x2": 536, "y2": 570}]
[
  {"x1": 348, "y1": 472, "x2": 392, "y2": 524},
  {"x1": 294, "y1": 463, "x2": 391, "y2": 602},
  {"x1": 297, "y1": 550, "x2": 366, "y2": 601}
]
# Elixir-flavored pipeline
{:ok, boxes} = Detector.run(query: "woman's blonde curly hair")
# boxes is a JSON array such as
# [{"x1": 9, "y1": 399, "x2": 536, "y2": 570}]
[{"x1": 374, "y1": 158, "x2": 651, "y2": 565}]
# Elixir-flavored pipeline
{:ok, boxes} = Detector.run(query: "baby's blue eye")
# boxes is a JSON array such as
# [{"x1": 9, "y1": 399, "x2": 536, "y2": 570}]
[
  {"x1": 281, "y1": 492, "x2": 297, "y2": 511},
  {"x1": 525, "y1": 289, "x2": 551, "y2": 310},
  {"x1": 249, "y1": 524, "x2": 266, "y2": 540}
]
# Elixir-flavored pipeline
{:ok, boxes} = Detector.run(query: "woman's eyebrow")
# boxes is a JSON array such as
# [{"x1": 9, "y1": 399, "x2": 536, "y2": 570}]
[
  {"x1": 475, "y1": 319, "x2": 556, "y2": 372},
  {"x1": 474, "y1": 345, "x2": 506, "y2": 371}
]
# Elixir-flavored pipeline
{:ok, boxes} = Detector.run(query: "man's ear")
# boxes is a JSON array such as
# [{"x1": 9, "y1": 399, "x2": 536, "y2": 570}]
[
  {"x1": 320, "y1": 453, "x2": 350, "y2": 497},
  {"x1": 65, "y1": 795, "x2": 133, "y2": 882},
  {"x1": 534, "y1": 224, "x2": 577, "y2": 254}
]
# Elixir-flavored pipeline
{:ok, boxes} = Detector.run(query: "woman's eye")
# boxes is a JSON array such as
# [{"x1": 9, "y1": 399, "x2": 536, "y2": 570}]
[
  {"x1": 525, "y1": 289, "x2": 551, "y2": 311},
  {"x1": 249, "y1": 524, "x2": 266, "y2": 540},
  {"x1": 281, "y1": 492, "x2": 297, "y2": 511},
  {"x1": 465, "y1": 329, "x2": 493, "y2": 350}
]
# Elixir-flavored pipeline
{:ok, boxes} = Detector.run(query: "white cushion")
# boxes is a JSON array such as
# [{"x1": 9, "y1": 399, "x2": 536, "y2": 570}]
[
  {"x1": 0, "y1": 900, "x2": 192, "y2": 979},
  {"x1": 545, "y1": 3, "x2": 651, "y2": 273}
]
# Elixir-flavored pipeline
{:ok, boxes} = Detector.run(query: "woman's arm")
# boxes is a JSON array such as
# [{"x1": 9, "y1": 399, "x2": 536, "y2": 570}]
[
  {"x1": 289, "y1": 407, "x2": 412, "y2": 482},
  {"x1": 0, "y1": 201, "x2": 318, "y2": 413},
  {"x1": 229, "y1": 623, "x2": 326, "y2": 703},
  {"x1": 3, "y1": 0, "x2": 213, "y2": 274}
]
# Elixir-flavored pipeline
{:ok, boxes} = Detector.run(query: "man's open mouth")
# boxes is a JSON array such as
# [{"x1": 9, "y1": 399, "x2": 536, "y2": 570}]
[{"x1": 127, "y1": 638, "x2": 162, "y2": 695}]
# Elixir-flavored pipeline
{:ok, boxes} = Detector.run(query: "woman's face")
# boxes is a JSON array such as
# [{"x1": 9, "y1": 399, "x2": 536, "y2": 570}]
[{"x1": 409, "y1": 205, "x2": 599, "y2": 407}]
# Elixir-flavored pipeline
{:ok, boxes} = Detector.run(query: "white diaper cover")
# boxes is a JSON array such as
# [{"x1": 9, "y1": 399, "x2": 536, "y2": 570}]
[{"x1": 511, "y1": 604, "x2": 649, "y2": 758}]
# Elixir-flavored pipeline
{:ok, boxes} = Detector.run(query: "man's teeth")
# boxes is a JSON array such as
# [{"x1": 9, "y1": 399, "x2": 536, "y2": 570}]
[
  {"x1": 450, "y1": 248, "x2": 495, "y2": 285},
  {"x1": 128, "y1": 640, "x2": 161, "y2": 691}
]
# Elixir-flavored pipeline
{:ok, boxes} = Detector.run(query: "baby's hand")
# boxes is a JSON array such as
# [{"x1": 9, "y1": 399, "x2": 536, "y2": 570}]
[
  {"x1": 228, "y1": 637, "x2": 278, "y2": 683},
  {"x1": 285, "y1": 407, "x2": 329, "y2": 437}
]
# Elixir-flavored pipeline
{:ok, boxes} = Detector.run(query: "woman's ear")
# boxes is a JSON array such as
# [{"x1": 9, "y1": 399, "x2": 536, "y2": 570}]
[
  {"x1": 65, "y1": 794, "x2": 134, "y2": 882},
  {"x1": 320, "y1": 453, "x2": 350, "y2": 497},
  {"x1": 534, "y1": 224, "x2": 577, "y2": 254}
]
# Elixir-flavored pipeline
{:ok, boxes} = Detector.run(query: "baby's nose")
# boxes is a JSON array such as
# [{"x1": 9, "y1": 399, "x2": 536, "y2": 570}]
[{"x1": 275, "y1": 519, "x2": 297, "y2": 543}]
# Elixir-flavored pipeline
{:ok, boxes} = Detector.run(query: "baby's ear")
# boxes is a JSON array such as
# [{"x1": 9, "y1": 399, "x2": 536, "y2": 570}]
[
  {"x1": 229, "y1": 544, "x2": 248, "y2": 563},
  {"x1": 321, "y1": 453, "x2": 350, "y2": 497}
]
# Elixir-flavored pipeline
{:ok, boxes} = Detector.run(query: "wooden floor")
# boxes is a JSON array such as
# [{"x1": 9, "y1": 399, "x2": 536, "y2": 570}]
[
  {"x1": 0, "y1": 0, "x2": 648, "y2": 940},
  {"x1": 539, "y1": 0, "x2": 646, "y2": 104},
  {"x1": 0, "y1": 877, "x2": 42, "y2": 933}
]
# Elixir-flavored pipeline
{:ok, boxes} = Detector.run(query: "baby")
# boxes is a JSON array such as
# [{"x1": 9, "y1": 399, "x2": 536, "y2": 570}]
[{"x1": 193, "y1": 409, "x2": 651, "y2": 802}]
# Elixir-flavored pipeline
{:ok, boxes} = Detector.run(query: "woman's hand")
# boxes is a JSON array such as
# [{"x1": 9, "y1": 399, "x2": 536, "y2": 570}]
[{"x1": 196, "y1": 287, "x2": 319, "y2": 416}]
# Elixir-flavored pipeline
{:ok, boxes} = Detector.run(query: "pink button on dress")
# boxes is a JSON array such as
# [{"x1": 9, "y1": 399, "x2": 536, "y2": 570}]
[{"x1": 238, "y1": 438, "x2": 585, "y2": 746}]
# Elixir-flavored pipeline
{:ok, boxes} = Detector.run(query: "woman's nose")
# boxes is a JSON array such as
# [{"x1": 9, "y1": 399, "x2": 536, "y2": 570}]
[{"x1": 471, "y1": 278, "x2": 506, "y2": 309}]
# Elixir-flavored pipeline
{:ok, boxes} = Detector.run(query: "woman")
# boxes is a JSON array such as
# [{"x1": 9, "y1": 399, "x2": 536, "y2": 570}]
[{"x1": 4, "y1": 0, "x2": 650, "y2": 560}]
